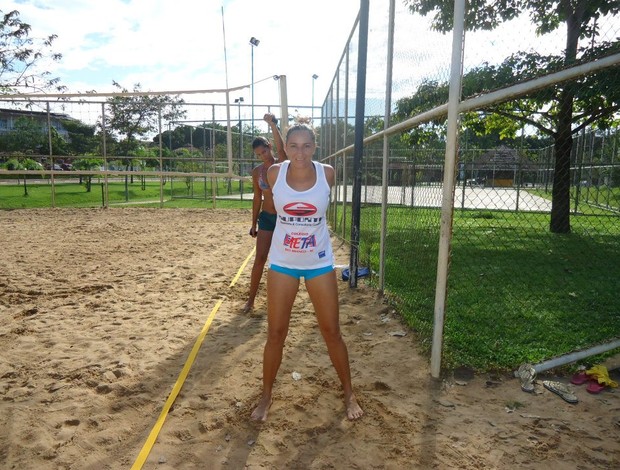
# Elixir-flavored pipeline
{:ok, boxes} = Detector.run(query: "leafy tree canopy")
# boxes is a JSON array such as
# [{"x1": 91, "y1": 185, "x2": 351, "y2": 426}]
[
  {"x1": 154, "y1": 122, "x2": 229, "y2": 151},
  {"x1": 104, "y1": 82, "x2": 186, "y2": 156},
  {"x1": 404, "y1": 0, "x2": 620, "y2": 233},
  {"x1": 406, "y1": 0, "x2": 620, "y2": 39},
  {"x1": 0, "y1": 9, "x2": 64, "y2": 93},
  {"x1": 61, "y1": 119, "x2": 99, "y2": 155}
]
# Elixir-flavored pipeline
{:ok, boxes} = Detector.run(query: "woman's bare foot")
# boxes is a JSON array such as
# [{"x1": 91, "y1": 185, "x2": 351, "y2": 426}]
[
  {"x1": 346, "y1": 394, "x2": 363, "y2": 420},
  {"x1": 250, "y1": 395, "x2": 272, "y2": 421},
  {"x1": 242, "y1": 300, "x2": 254, "y2": 314}
]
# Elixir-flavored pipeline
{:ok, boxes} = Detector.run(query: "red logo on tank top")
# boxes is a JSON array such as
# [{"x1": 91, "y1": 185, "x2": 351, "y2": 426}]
[{"x1": 283, "y1": 202, "x2": 317, "y2": 216}]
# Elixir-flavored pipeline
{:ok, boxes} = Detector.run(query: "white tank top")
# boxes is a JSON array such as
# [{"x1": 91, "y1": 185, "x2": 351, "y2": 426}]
[{"x1": 268, "y1": 160, "x2": 334, "y2": 270}]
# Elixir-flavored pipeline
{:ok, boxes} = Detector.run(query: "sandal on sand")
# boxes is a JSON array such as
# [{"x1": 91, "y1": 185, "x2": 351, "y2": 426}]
[
  {"x1": 516, "y1": 363, "x2": 536, "y2": 393},
  {"x1": 571, "y1": 371, "x2": 590, "y2": 385},
  {"x1": 586, "y1": 381, "x2": 606, "y2": 394},
  {"x1": 542, "y1": 380, "x2": 578, "y2": 404}
]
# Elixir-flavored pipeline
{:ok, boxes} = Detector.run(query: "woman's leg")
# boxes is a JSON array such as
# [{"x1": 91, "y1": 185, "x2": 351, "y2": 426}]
[
  {"x1": 243, "y1": 229, "x2": 274, "y2": 313},
  {"x1": 251, "y1": 269, "x2": 299, "y2": 421},
  {"x1": 305, "y1": 270, "x2": 363, "y2": 420}
]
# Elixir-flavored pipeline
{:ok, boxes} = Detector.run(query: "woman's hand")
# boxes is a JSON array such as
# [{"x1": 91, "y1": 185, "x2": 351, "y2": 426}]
[{"x1": 263, "y1": 113, "x2": 278, "y2": 125}]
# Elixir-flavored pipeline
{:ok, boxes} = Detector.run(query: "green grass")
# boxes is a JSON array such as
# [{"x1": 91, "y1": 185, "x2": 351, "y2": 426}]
[
  {"x1": 336, "y1": 203, "x2": 620, "y2": 372},
  {"x1": 530, "y1": 186, "x2": 620, "y2": 215},
  {"x1": 0, "y1": 178, "x2": 252, "y2": 210},
  {"x1": 446, "y1": 210, "x2": 620, "y2": 370}
]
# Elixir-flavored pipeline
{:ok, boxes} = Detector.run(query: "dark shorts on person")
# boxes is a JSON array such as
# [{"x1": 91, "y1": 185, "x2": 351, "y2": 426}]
[{"x1": 258, "y1": 211, "x2": 277, "y2": 231}]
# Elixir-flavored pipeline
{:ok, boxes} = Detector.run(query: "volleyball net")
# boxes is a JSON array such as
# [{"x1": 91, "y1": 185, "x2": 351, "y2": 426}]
[{"x1": 0, "y1": 75, "x2": 298, "y2": 206}]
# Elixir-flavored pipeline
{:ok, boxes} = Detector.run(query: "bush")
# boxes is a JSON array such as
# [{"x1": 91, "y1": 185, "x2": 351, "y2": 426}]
[
  {"x1": 5, "y1": 158, "x2": 23, "y2": 170},
  {"x1": 23, "y1": 158, "x2": 44, "y2": 170}
]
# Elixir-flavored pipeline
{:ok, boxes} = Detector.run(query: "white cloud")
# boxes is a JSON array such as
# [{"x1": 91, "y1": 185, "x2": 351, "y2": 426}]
[
  {"x1": 5, "y1": 0, "x2": 614, "y2": 122},
  {"x1": 4, "y1": 0, "x2": 362, "y2": 107}
]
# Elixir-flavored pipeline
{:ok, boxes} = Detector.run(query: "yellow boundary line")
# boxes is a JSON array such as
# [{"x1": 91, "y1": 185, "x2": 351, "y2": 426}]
[
  {"x1": 229, "y1": 246, "x2": 255, "y2": 287},
  {"x1": 131, "y1": 246, "x2": 256, "y2": 469}
]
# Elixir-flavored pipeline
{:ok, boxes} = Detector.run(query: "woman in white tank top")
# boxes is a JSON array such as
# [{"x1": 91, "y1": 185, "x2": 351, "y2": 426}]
[
  {"x1": 250, "y1": 123, "x2": 363, "y2": 422},
  {"x1": 268, "y1": 158, "x2": 333, "y2": 272}
]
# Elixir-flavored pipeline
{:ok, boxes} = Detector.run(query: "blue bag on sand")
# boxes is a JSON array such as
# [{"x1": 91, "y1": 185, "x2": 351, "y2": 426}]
[{"x1": 341, "y1": 266, "x2": 370, "y2": 281}]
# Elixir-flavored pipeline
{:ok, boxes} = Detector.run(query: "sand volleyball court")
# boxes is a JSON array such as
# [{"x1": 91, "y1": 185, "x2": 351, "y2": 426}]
[{"x1": 0, "y1": 208, "x2": 617, "y2": 469}]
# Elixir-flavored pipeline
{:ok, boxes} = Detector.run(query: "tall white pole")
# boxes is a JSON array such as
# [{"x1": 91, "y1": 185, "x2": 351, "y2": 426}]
[
  {"x1": 279, "y1": 75, "x2": 289, "y2": 136},
  {"x1": 430, "y1": 0, "x2": 466, "y2": 379},
  {"x1": 225, "y1": 90, "x2": 233, "y2": 176},
  {"x1": 379, "y1": 0, "x2": 396, "y2": 294},
  {"x1": 222, "y1": 6, "x2": 233, "y2": 176},
  {"x1": 312, "y1": 74, "x2": 318, "y2": 123},
  {"x1": 251, "y1": 45, "x2": 254, "y2": 135},
  {"x1": 250, "y1": 37, "x2": 260, "y2": 137},
  {"x1": 47, "y1": 102, "x2": 55, "y2": 208}
]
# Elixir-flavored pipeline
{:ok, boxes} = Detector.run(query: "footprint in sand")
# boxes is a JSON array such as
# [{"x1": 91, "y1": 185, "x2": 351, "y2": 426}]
[{"x1": 55, "y1": 418, "x2": 80, "y2": 442}]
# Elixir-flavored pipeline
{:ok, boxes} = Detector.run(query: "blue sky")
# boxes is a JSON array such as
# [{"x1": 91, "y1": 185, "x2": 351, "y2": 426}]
[
  {"x1": 6, "y1": 0, "x2": 363, "y2": 108},
  {"x1": 6, "y1": 0, "x2": 590, "y2": 125}
]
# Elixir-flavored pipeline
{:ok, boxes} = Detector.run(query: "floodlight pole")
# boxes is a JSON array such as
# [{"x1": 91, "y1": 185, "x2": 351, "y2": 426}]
[
  {"x1": 250, "y1": 37, "x2": 260, "y2": 137},
  {"x1": 312, "y1": 74, "x2": 318, "y2": 122},
  {"x1": 235, "y1": 97, "x2": 244, "y2": 159}
]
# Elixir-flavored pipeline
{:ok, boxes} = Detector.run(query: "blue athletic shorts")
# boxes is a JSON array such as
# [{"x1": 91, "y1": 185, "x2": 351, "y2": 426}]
[
  {"x1": 269, "y1": 264, "x2": 334, "y2": 280},
  {"x1": 258, "y1": 211, "x2": 277, "y2": 231}
]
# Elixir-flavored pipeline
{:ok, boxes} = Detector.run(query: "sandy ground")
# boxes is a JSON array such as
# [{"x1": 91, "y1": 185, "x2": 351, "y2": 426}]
[{"x1": 0, "y1": 208, "x2": 618, "y2": 470}]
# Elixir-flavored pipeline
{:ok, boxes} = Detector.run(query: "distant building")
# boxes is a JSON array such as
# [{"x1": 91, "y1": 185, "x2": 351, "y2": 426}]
[
  {"x1": 474, "y1": 146, "x2": 537, "y2": 187},
  {"x1": 0, "y1": 108, "x2": 73, "y2": 139}
]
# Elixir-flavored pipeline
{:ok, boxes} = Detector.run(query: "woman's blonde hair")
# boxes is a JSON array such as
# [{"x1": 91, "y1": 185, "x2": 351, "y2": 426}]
[{"x1": 286, "y1": 116, "x2": 316, "y2": 143}]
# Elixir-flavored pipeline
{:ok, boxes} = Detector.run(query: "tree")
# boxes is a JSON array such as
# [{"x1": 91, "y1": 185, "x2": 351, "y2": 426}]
[
  {"x1": 158, "y1": 125, "x2": 194, "y2": 150},
  {"x1": 154, "y1": 122, "x2": 229, "y2": 152},
  {"x1": 61, "y1": 119, "x2": 99, "y2": 155},
  {"x1": 104, "y1": 82, "x2": 186, "y2": 196},
  {"x1": 0, "y1": 116, "x2": 46, "y2": 152},
  {"x1": 193, "y1": 123, "x2": 228, "y2": 151},
  {"x1": 72, "y1": 158, "x2": 102, "y2": 192},
  {"x1": 3, "y1": 155, "x2": 43, "y2": 195},
  {"x1": 394, "y1": 80, "x2": 450, "y2": 149},
  {"x1": 404, "y1": 0, "x2": 620, "y2": 233},
  {"x1": 105, "y1": 82, "x2": 186, "y2": 155},
  {"x1": 0, "y1": 9, "x2": 64, "y2": 93}
]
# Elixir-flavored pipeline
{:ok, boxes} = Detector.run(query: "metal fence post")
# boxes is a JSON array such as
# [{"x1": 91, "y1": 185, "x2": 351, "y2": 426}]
[
  {"x1": 430, "y1": 0, "x2": 466, "y2": 379},
  {"x1": 349, "y1": 0, "x2": 370, "y2": 289},
  {"x1": 379, "y1": 0, "x2": 396, "y2": 294}
]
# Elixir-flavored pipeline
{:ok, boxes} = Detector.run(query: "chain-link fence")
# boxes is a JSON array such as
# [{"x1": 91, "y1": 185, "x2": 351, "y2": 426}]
[{"x1": 320, "y1": 0, "x2": 620, "y2": 373}]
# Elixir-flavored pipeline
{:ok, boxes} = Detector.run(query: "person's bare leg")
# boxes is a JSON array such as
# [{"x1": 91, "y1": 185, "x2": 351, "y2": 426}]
[
  {"x1": 251, "y1": 269, "x2": 299, "y2": 421},
  {"x1": 306, "y1": 270, "x2": 364, "y2": 420},
  {"x1": 243, "y1": 229, "x2": 273, "y2": 313}
]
